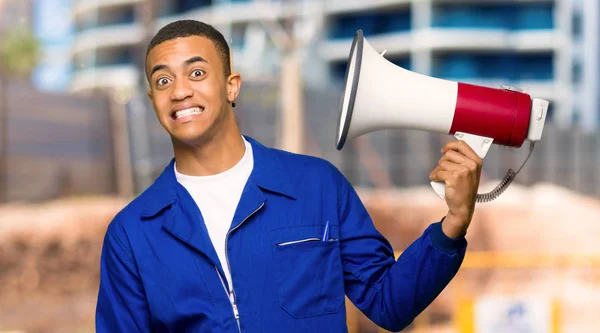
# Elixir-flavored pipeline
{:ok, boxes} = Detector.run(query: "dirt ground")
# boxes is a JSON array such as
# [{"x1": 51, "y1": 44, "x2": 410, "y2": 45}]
[
  {"x1": 0, "y1": 197, "x2": 127, "y2": 333},
  {"x1": 0, "y1": 181, "x2": 599, "y2": 333}
]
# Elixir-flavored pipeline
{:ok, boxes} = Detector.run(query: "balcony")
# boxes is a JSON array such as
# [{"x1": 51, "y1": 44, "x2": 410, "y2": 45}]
[
  {"x1": 70, "y1": 65, "x2": 139, "y2": 92},
  {"x1": 325, "y1": 0, "x2": 411, "y2": 15},
  {"x1": 72, "y1": 23, "x2": 144, "y2": 55},
  {"x1": 74, "y1": 0, "x2": 142, "y2": 18},
  {"x1": 412, "y1": 28, "x2": 561, "y2": 52},
  {"x1": 319, "y1": 31, "x2": 412, "y2": 62},
  {"x1": 156, "y1": 1, "x2": 275, "y2": 27}
]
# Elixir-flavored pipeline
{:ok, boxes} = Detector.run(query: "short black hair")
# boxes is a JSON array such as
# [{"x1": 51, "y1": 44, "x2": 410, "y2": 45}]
[{"x1": 145, "y1": 20, "x2": 231, "y2": 79}]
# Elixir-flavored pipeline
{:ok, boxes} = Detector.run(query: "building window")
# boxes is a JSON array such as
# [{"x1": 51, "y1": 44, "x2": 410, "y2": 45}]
[
  {"x1": 545, "y1": 102, "x2": 554, "y2": 121},
  {"x1": 432, "y1": 3, "x2": 554, "y2": 30},
  {"x1": 76, "y1": 6, "x2": 135, "y2": 32},
  {"x1": 328, "y1": 9, "x2": 411, "y2": 39},
  {"x1": 514, "y1": 3, "x2": 554, "y2": 30},
  {"x1": 572, "y1": 12, "x2": 582, "y2": 39},
  {"x1": 175, "y1": 0, "x2": 213, "y2": 13},
  {"x1": 94, "y1": 47, "x2": 135, "y2": 67},
  {"x1": 572, "y1": 61, "x2": 582, "y2": 84},
  {"x1": 330, "y1": 56, "x2": 410, "y2": 85},
  {"x1": 95, "y1": 7, "x2": 135, "y2": 28},
  {"x1": 571, "y1": 107, "x2": 580, "y2": 123},
  {"x1": 517, "y1": 53, "x2": 554, "y2": 80},
  {"x1": 432, "y1": 4, "x2": 508, "y2": 29},
  {"x1": 432, "y1": 52, "x2": 553, "y2": 81},
  {"x1": 231, "y1": 23, "x2": 247, "y2": 48}
]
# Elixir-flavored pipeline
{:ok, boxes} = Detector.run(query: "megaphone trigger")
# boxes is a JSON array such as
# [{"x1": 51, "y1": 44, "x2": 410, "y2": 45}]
[
  {"x1": 453, "y1": 132, "x2": 494, "y2": 159},
  {"x1": 430, "y1": 132, "x2": 494, "y2": 200}
]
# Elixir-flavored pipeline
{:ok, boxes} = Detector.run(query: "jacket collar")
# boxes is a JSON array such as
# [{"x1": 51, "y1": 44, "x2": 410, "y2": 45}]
[{"x1": 140, "y1": 136, "x2": 296, "y2": 219}]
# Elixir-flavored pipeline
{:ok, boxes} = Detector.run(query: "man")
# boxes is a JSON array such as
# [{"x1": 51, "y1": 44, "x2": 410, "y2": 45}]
[{"x1": 96, "y1": 20, "x2": 481, "y2": 333}]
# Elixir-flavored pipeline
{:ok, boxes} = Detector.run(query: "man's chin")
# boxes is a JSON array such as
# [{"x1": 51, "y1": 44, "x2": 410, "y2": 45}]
[{"x1": 170, "y1": 132, "x2": 211, "y2": 148}]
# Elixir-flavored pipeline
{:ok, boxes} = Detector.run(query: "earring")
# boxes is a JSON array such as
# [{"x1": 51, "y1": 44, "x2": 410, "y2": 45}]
[{"x1": 232, "y1": 101, "x2": 236, "y2": 108}]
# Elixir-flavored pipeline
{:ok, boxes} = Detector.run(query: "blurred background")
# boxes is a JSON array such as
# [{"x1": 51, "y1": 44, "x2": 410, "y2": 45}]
[{"x1": 0, "y1": 0, "x2": 599, "y2": 332}]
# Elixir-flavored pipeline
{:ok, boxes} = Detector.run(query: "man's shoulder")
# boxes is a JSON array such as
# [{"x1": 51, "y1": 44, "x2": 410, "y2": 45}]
[
  {"x1": 271, "y1": 146, "x2": 337, "y2": 169},
  {"x1": 105, "y1": 184, "x2": 158, "y2": 233},
  {"x1": 264, "y1": 145, "x2": 346, "y2": 184}
]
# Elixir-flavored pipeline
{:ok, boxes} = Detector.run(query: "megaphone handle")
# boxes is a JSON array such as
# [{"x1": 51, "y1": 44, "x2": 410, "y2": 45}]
[{"x1": 431, "y1": 132, "x2": 494, "y2": 200}]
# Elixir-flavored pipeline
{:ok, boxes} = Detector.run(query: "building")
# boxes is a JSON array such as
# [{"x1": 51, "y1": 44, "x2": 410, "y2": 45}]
[
  {"x1": 67, "y1": 0, "x2": 586, "y2": 131},
  {"x1": 71, "y1": 0, "x2": 145, "y2": 93},
  {"x1": 322, "y1": 0, "x2": 572, "y2": 130},
  {"x1": 32, "y1": 0, "x2": 75, "y2": 92},
  {"x1": 0, "y1": 0, "x2": 32, "y2": 34},
  {"x1": 571, "y1": 0, "x2": 599, "y2": 132}
]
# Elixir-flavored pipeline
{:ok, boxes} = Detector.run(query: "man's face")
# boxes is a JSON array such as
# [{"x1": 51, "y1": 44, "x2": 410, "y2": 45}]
[{"x1": 146, "y1": 36, "x2": 239, "y2": 146}]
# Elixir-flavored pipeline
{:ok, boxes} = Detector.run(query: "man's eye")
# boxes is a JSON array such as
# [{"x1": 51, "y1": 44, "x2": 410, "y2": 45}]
[
  {"x1": 191, "y1": 69, "x2": 205, "y2": 77},
  {"x1": 156, "y1": 77, "x2": 170, "y2": 86}
]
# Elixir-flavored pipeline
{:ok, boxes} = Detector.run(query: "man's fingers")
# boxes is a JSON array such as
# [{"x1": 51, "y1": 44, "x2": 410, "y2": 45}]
[
  {"x1": 440, "y1": 152, "x2": 480, "y2": 173},
  {"x1": 442, "y1": 140, "x2": 483, "y2": 165},
  {"x1": 437, "y1": 160, "x2": 466, "y2": 172},
  {"x1": 429, "y1": 169, "x2": 453, "y2": 183},
  {"x1": 430, "y1": 162, "x2": 461, "y2": 179},
  {"x1": 439, "y1": 150, "x2": 468, "y2": 165}
]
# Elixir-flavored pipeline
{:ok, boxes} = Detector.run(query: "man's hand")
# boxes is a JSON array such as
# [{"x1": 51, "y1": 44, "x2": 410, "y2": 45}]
[{"x1": 429, "y1": 140, "x2": 483, "y2": 238}]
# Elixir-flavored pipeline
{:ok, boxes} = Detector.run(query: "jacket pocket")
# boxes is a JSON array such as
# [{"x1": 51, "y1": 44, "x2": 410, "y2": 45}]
[
  {"x1": 275, "y1": 237, "x2": 321, "y2": 246},
  {"x1": 270, "y1": 225, "x2": 344, "y2": 319}
]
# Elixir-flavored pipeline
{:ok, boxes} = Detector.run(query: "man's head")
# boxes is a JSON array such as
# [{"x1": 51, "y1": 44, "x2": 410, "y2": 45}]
[
  {"x1": 145, "y1": 20, "x2": 241, "y2": 148},
  {"x1": 146, "y1": 20, "x2": 231, "y2": 79}
]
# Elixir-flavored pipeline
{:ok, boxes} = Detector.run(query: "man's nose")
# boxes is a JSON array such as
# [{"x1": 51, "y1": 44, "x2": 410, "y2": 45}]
[{"x1": 170, "y1": 78, "x2": 193, "y2": 101}]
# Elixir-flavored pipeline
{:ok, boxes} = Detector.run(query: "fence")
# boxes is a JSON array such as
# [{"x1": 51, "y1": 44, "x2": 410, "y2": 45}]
[
  {"x1": 0, "y1": 80, "x2": 116, "y2": 202},
  {"x1": 132, "y1": 80, "x2": 600, "y2": 197}
]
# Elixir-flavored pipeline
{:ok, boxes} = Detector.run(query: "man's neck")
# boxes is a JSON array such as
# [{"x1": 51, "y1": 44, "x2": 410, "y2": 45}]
[{"x1": 173, "y1": 129, "x2": 246, "y2": 177}]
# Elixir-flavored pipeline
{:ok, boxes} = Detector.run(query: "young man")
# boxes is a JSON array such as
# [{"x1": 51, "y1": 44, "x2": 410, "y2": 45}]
[{"x1": 96, "y1": 20, "x2": 481, "y2": 333}]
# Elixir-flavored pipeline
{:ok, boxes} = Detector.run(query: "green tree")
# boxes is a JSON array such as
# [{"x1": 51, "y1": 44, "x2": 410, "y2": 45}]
[{"x1": 0, "y1": 28, "x2": 42, "y2": 76}]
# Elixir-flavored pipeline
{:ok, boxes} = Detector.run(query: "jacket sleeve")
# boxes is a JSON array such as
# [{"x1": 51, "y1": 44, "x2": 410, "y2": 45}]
[
  {"x1": 96, "y1": 220, "x2": 152, "y2": 332},
  {"x1": 335, "y1": 169, "x2": 467, "y2": 332}
]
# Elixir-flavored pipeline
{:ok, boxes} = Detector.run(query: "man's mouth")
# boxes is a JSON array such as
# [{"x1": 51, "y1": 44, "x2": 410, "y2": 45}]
[{"x1": 171, "y1": 106, "x2": 204, "y2": 121}]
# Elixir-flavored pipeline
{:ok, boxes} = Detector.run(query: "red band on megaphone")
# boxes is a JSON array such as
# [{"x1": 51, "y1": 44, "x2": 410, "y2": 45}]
[{"x1": 449, "y1": 83, "x2": 531, "y2": 147}]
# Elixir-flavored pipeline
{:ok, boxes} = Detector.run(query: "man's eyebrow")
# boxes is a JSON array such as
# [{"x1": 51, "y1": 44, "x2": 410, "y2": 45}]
[
  {"x1": 150, "y1": 64, "x2": 168, "y2": 77},
  {"x1": 185, "y1": 56, "x2": 208, "y2": 66},
  {"x1": 149, "y1": 56, "x2": 207, "y2": 77}
]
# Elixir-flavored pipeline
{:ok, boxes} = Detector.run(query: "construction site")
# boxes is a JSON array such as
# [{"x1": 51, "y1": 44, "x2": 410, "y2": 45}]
[
  {"x1": 1, "y1": 0, "x2": 600, "y2": 332},
  {"x1": 0, "y1": 76, "x2": 598, "y2": 332},
  {"x1": 1, "y1": 181, "x2": 600, "y2": 333}
]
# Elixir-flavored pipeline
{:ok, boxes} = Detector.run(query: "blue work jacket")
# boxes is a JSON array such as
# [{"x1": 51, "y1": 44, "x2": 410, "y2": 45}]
[{"x1": 96, "y1": 136, "x2": 467, "y2": 333}]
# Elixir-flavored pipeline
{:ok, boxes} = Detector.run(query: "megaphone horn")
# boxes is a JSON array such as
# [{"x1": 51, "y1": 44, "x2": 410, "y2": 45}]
[{"x1": 336, "y1": 30, "x2": 550, "y2": 202}]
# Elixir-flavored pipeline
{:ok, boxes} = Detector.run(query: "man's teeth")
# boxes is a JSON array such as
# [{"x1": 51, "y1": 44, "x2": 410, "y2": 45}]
[{"x1": 174, "y1": 107, "x2": 203, "y2": 119}]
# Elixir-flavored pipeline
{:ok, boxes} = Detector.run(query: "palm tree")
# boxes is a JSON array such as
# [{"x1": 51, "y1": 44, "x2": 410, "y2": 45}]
[{"x1": 0, "y1": 28, "x2": 41, "y2": 202}]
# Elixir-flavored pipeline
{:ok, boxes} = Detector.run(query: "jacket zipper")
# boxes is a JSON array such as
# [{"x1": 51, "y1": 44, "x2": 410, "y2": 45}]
[
  {"x1": 215, "y1": 267, "x2": 240, "y2": 327},
  {"x1": 221, "y1": 202, "x2": 265, "y2": 333}
]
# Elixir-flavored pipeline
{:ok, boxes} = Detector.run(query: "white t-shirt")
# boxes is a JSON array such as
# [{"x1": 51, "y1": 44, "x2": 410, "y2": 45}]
[{"x1": 175, "y1": 138, "x2": 253, "y2": 294}]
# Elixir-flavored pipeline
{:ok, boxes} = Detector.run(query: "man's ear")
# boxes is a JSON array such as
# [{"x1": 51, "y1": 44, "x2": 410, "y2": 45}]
[
  {"x1": 227, "y1": 72, "x2": 242, "y2": 105},
  {"x1": 147, "y1": 89, "x2": 153, "y2": 102}
]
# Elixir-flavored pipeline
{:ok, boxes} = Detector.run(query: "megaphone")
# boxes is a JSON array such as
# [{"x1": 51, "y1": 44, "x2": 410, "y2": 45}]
[{"x1": 336, "y1": 30, "x2": 549, "y2": 202}]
